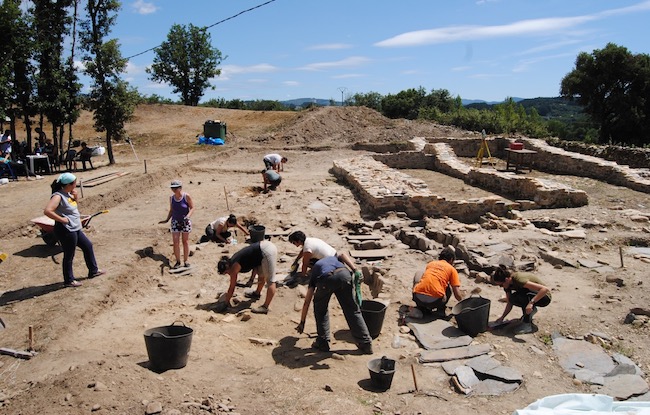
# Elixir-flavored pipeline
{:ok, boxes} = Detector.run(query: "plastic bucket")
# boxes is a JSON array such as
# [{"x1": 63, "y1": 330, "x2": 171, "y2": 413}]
[
  {"x1": 143, "y1": 322, "x2": 193, "y2": 371},
  {"x1": 361, "y1": 300, "x2": 387, "y2": 339},
  {"x1": 451, "y1": 295, "x2": 491, "y2": 337},
  {"x1": 249, "y1": 225, "x2": 266, "y2": 243},
  {"x1": 368, "y1": 356, "x2": 396, "y2": 390}
]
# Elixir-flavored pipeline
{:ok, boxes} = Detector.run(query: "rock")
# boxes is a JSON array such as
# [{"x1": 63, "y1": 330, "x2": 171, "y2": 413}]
[
  {"x1": 605, "y1": 275, "x2": 625, "y2": 287},
  {"x1": 91, "y1": 404, "x2": 101, "y2": 411},
  {"x1": 145, "y1": 401, "x2": 163, "y2": 414}
]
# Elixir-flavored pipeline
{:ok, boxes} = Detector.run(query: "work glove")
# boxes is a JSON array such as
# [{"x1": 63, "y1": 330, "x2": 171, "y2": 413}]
[
  {"x1": 353, "y1": 269, "x2": 363, "y2": 307},
  {"x1": 296, "y1": 321, "x2": 305, "y2": 334}
]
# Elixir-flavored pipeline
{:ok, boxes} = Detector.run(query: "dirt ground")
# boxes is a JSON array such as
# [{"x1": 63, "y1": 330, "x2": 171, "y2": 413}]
[{"x1": 0, "y1": 105, "x2": 649, "y2": 415}]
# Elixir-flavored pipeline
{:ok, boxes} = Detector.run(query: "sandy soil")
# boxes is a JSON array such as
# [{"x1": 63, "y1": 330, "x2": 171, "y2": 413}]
[{"x1": 0, "y1": 105, "x2": 648, "y2": 415}]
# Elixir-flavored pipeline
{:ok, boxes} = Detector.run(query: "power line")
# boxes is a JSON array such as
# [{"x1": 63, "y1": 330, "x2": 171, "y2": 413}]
[{"x1": 125, "y1": 0, "x2": 277, "y2": 60}]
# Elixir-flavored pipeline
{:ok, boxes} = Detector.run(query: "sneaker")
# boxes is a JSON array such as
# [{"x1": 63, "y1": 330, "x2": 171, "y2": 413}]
[
  {"x1": 172, "y1": 262, "x2": 181, "y2": 269},
  {"x1": 65, "y1": 280, "x2": 82, "y2": 288},
  {"x1": 311, "y1": 339, "x2": 330, "y2": 352},
  {"x1": 358, "y1": 342, "x2": 373, "y2": 355},
  {"x1": 36, "y1": 175, "x2": 43, "y2": 180},
  {"x1": 522, "y1": 306, "x2": 538, "y2": 323},
  {"x1": 244, "y1": 290, "x2": 261, "y2": 300},
  {"x1": 251, "y1": 305, "x2": 269, "y2": 314},
  {"x1": 184, "y1": 262, "x2": 191, "y2": 268},
  {"x1": 514, "y1": 322, "x2": 535, "y2": 335},
  {"x1": 88, "y1": 269, "x2": 106, "y2": 279}
]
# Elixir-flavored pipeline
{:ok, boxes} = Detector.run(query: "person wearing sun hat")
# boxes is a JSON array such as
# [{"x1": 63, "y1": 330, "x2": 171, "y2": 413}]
[
  {"x1": 159, "y1": 180, "x2": 195, "y2": 269},
  {"x1": 43, "y1": 172, "x2": 105, "y2": 287}
]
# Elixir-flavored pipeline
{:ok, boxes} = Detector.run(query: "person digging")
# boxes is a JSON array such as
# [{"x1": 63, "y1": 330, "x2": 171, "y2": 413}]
[{"x1": 491, "y1": 265, "x2": 552, "y2": 334}]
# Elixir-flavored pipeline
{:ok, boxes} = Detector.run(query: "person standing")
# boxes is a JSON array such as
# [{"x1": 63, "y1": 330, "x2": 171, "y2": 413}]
[
  {"x1": 296, "y1": 256, "x2": 373, "y2": 354},
  {"x1": 263, "y1": 153, "x2": 287, "y2": 172},
  {"x1": 412, "y1": 246, "x2": 464, "y2": 316},
  {"x1": 0, "y1": 130, "x2": 12, "y2": 158},
  {"x1": 205, "y1": 214, "x2": 249, "y2": 243},
  {"x1": 159, "y1": 180, "x2": 194, "y2": 269},
  {"x1": 492, "y1": 265, "x2": 551, "y2": 334},
  {"x1": 43, "y1": 172, "x2": 105, "y2": 287},
  {"x1": 217, "y1": 240, "x2": 279, "y2": 314}
]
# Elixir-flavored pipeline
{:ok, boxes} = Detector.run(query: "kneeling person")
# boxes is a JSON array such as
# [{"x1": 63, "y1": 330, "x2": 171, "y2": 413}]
[{"x1": 412, "y1": 246, "x2": 463, "y2": 316}]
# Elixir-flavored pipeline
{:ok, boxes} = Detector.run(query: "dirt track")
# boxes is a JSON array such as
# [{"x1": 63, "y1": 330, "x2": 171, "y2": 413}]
[{"x1": 0, "y1": 105, "x2": 648, "y2": 414}]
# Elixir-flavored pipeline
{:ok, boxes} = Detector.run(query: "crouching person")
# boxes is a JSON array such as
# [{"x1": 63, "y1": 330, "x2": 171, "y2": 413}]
[
  {"x1": 296, "y1": 256, "x2": 373, "y2": 354},
  {"x1": 217, "y1": 241, "x2": 279, "y2": 314},
  {"x1": 492, "y1": 265, "x2": 551, "y2": 334}
]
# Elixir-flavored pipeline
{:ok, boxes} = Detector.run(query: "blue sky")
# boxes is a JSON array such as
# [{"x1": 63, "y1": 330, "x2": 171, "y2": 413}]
[{"x1": 110, "y1": 0, "x2": 650, "y2": 103}]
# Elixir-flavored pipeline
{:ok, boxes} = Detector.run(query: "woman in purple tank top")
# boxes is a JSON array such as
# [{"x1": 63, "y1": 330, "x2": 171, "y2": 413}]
[{"x1": 159, "y1": 180, "x2": 194, "y2": 268}]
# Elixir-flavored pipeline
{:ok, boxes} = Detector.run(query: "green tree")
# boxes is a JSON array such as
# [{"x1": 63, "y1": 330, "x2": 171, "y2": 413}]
[
  {"x1": 350, "y1": 91, "x2": 383, "y2": 112},
  {"x1": 561, "y1": 43, "x2": 650, "y2": 145},
  {"x1": 80, "y1": 0, "x2": 138, "y2": 164},
  {"x1": 148, "y1": 24, "x2": 223, "y2": 106}
]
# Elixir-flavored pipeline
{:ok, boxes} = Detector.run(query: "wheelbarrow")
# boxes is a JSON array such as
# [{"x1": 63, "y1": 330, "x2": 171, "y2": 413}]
[{"x1": 31, "y1": 210, "x2": 109, "y2": 246}]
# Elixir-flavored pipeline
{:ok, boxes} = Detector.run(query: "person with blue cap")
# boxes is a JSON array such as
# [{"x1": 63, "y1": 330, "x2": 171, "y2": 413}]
[{"x1": 43, "y1": 173, "x2": 105, "y2": 287}]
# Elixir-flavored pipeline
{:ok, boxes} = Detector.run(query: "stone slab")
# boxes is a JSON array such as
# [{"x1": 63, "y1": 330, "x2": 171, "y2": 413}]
[
  {"x1": 578, "y1": 259, "x2": 602, "y2": 268},
  {"x1": 408, "y1": 320, "x2": 473, "y2": 350},
  {"x1": 345, "y1": 234, "x2": 382, "y2": 241},
  {"x1": 465, "y1": 355, "x2": 523, "y2": 382},
  {"x1": 419, "y1": 344, "x2": 491, "y2": 363},
  {"x1": 349, "y1": 249, "x2": 393, "y2": 259},
  {"x1": 553, "y1": 337, "x2": 616, "y2": 375},
  {"x1": 454, "y1": 365, "x2": 480, "y2": 389},
  {"x1": 441, "y1": 360, "x2": 466, "y2": 375},
  {"x1": 472, "y1": 379, "x2": 521, "y2": 396},
  {"x1": 597, "y1": 374, "x2": 649, "y2": 400}
]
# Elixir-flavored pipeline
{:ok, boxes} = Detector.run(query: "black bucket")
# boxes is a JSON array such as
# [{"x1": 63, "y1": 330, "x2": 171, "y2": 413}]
[
  {"x1": 451, "y1": 295, "x2": 491, "y2": 337},
  {"x1": 144, "y1": 322, "x2": 193, "y2": 371},
  {"x1": 361, "y1": 300, "x2": 387, "y2": 339},
  {"x1": 368, "y1": 356, "x2": 396, "y2": 390},
  {"x1": 249, "y1": 225, "x2": 266, "y2": 243}
]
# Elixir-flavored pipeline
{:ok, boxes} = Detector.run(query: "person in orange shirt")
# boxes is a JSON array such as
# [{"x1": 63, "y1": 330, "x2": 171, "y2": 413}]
[{"x1": 412, "y1": 246, "x2": 464, "y2": 316}]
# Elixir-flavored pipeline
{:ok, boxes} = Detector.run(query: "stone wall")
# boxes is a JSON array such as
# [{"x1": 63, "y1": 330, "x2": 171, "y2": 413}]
[
  {"x1": 547, "y1": 139, "x2": 650, "y2": 169},
  {"x1": 331, "y1": 156, "x2": 516, "y2": 222}
]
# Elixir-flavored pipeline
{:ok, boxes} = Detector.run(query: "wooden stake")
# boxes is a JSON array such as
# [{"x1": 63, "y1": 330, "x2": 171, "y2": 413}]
[
  {"x1": 410, "y1": 364, "x2": 419, "y2": 392},
  {"x1": 224, "y1": 186, "x2": 230, "y2": 211},
  {"x1": 144, "y1": 159, "x2": 147, "y2": 174},
  {"x1": 28, "y1": 325, "x2": 34, "y2": 351},
  {"x1": 79, "y1": 179, "x2": 84, "y2": 198},
  {"x1": 619, "y1": 246, "x2": 624, "y2": 268}
]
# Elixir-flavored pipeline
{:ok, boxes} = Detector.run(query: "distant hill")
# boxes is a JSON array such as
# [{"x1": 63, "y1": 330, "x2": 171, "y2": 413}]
[
  {"x1": 465, "y1": 96, "x2": 584, "y2": 120},
  {"x1": 280, "y1": 98, "x2": 332, "y2": 107}
]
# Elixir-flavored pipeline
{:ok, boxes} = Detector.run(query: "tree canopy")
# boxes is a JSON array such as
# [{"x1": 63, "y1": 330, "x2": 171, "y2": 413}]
[
  {"x1": 148, "y1": 24, "x2": 223, "y2": 106},
  {"x1": 561, "y1": 43, "x2": 650, "y2": 146}
]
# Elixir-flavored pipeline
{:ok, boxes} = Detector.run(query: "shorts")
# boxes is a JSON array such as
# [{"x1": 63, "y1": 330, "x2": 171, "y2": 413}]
[
  {"x1": 269, "y1": 177, "x2": 282, "y2": 190},
  {"x1": 171, "y1": 218, "x2": 192, "y2": 233},
  {"x1": 259, "y1": 240, "x2": 279, "y2": 285},
  {"x1": 263, "y1": 158, "x2": 273, "y2": 169}
]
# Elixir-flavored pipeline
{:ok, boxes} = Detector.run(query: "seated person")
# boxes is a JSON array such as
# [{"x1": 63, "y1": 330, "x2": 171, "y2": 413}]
[
  {"x1": 261, "y1": 168, "x2": 281, "y2": 192},
  {"x1": 412, "y1": 246, "x2": 463, "y2": 316},
  {"x1": 73, "y1": 142, "x2": 94, "y2": 171},
  {"x1": 205, "y1": 214, "x2": 249, "y2": 243},
  {"x1": 1, "y1": 155, "x2": 41, "y2": 180}
]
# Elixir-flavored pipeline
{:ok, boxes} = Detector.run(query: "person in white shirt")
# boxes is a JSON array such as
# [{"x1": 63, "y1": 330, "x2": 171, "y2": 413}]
[
  {"x1": 263, "y1": 153, "x2": 287, "y2": 172},
  {"x1": 205, "y1": 214, "x2": 249, "y2": 243},
  {"x1": 288, "y1": 230, "x2": 357, "y2": 276}
]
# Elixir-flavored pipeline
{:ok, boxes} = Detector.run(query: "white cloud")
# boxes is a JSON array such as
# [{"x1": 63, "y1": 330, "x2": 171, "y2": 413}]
[
  {"x1": 125, "y1": 61, "x2": 147, "y2": 75},
  {"x1": 283, "y1": 81, "x2": 300, "y2": 86},
  {"x1": 131, "y1": 0, "x2": 158, "y2": 15},
  {"x1": 451, "y1": 66, "x2": 471, "y2": 72},
  {"x1": 518, "y1": 39, "x2": 583, "y2": 55},
  {"x1": 512, "y1": 52, "x2": 575, "y2": 73},
  {"x1": 307, "y1": 43, "x2": 353, "y2": 50},
  {"x1": 220, "y1": 64, "x2": 278, "y2": 79},
  {"x1": 375, "y1": 2, "x2": 650, "y2": 47},
  {"x1": 332, "y1": 73, "x2": 364, "y2": 79},
  {"x1": 299, "y1": 56, "x2": 370, "y2": 71}
]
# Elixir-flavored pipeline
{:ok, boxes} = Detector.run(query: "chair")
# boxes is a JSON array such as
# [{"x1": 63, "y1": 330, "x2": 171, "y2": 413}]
[
  {"x1": 62, "y1": 149, "x2": 76, "y2": 171},
  {"x1": 75, "y1": 149, "x2": 94, "y2": 171}
]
